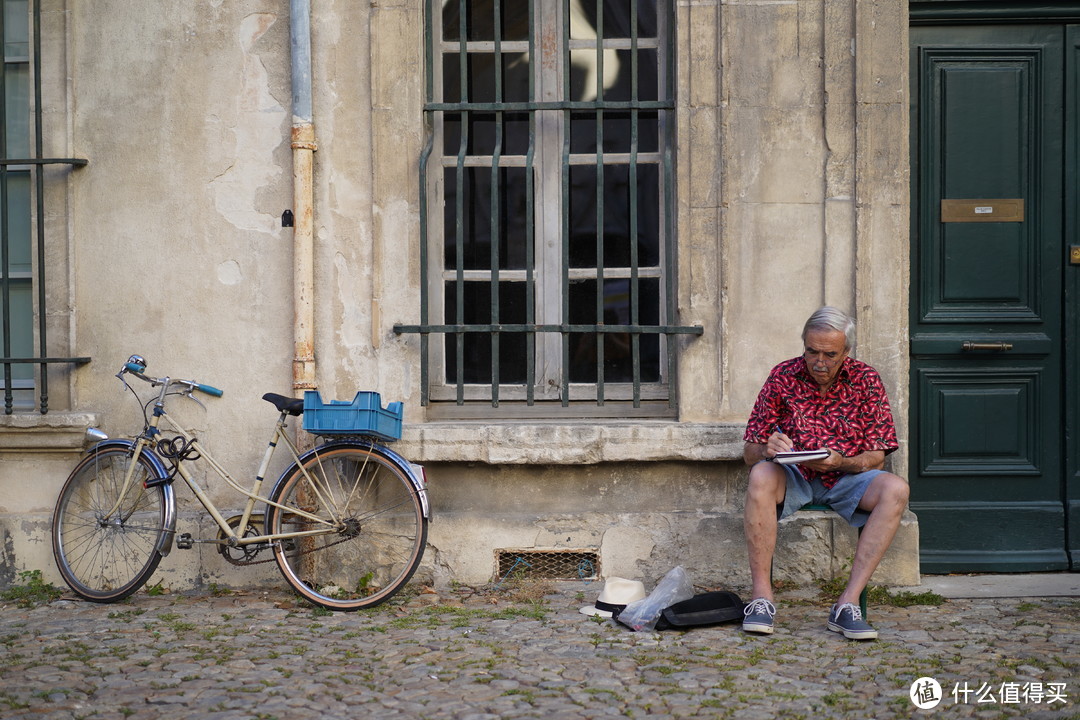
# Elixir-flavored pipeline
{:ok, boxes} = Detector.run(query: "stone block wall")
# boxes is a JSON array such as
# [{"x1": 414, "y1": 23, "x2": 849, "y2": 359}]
[{"x1": 0, "y1": 0, "x2": 917, "y2": 595}]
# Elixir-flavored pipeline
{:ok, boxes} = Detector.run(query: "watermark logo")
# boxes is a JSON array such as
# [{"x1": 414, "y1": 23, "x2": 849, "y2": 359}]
[
  {"x1": 909, "y1": 677, "x2": 1069, "y2": 710},
  {"x1": 910, "y1": 677, "x2": 943, "y2": 709}
]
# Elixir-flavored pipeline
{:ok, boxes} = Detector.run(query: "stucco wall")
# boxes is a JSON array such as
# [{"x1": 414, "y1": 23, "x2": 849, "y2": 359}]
[{"x1": 0, "y1": 0, "x2": 916, "y2": 594}]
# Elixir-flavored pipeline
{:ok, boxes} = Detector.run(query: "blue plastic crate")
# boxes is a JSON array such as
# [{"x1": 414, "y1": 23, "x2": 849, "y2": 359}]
[{"x1": 302, "y1": 390, "x2": 403, "y2": 441}]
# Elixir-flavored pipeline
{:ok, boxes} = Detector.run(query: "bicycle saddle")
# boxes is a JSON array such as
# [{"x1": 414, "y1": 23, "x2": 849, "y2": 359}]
[{"x1": 262, "y1": 393, "x2": 304, "y2": 416}]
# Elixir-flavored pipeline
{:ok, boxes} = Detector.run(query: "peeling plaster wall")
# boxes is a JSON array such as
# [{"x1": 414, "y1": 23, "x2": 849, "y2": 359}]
[
  {"x1": 71, "y1": 2, "x2": 295, "y2": 481},
  {"x1": 0, "y1": 0, "x2": 916, "y2": 593}
]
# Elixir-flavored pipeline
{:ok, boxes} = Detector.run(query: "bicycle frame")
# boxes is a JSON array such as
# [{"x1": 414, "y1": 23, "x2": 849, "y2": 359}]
[{"x1": 99, "y1": 381, "x2": 367, "y2": 549}]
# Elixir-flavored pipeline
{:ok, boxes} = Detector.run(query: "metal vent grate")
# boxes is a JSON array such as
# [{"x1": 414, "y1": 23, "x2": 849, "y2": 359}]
[{"x1": 495, "y1": 549, "x2": 600, "y2": 581}]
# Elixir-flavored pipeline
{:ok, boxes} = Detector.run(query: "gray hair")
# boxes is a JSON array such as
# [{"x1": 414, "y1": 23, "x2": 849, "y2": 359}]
[{"x1": 802, "y1": 306, "x2": 855, "y2": 350}]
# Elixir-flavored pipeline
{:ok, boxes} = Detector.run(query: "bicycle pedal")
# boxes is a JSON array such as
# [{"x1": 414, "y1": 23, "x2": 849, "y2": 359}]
[{"x1": 176, "y1": 533, "x2": 194, "y2": 550}]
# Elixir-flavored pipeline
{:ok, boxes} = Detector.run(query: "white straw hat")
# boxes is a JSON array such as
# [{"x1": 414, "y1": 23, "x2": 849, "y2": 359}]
[{"x1": 578, "y1": 577, "x2": 647, "y2": 618}]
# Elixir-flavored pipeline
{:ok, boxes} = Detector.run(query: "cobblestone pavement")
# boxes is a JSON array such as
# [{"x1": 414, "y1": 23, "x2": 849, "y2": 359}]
[{"x1": 0, "y1": 582, "x2": 1077, "y2": 720}]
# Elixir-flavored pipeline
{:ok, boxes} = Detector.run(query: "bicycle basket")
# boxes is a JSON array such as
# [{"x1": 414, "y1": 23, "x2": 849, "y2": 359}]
[{"x1": 301, "y1": 390, "x2": 403, "y2": 441}]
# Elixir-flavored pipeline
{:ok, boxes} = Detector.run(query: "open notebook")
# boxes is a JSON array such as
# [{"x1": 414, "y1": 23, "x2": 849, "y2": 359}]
[{"x1": 773, "y1": 449, "x2": 829, "y2": 465}]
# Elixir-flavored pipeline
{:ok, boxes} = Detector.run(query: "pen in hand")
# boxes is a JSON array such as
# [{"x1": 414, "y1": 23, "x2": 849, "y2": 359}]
[{"x1": 772, "y1": 424, "x2": 793, "y2": 454}]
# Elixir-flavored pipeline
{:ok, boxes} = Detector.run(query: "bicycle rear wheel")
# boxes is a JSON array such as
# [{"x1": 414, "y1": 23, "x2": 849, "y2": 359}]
[
  {"x1": 52, "y1": 447, "x2": 168, "y2": 602},
  {"x1": 267, "y1": 443, "x2": 427, "y2": 611}
]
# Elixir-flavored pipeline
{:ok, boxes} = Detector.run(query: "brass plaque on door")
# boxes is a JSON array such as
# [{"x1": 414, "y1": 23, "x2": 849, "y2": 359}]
[{"x1": 940, "y1": 198, "x2": 1024, "y2": 223}]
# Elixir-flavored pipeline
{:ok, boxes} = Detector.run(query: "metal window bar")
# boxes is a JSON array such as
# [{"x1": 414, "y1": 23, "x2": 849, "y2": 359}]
[
  {"x1": 489, "y1": 0, "x2": 503, "y2": 406},
  {"x1": 659, "y1": 0, "x2": 679, "y2": 411},
  {"x1": 559, "y1": 1, "x2": 571, "y2": 408},
  {"x1": 629, "y1": 0, "x2": 641, "y2": 406},
  {"x1": 0, "y1": 3, "x2": 89, "y2": 414},
  {"x1": 525, "y1": 27, "x2": 537, "y2": 407},
  {"x1": 453, "y1": 2, "x2": 467, "y2": 405},
  {"x1": 400, "y1": 0, "x2": 700, "y2": 410},
  {"x1": 591, "y1": 0, "x2": 606, "y2": 405}
]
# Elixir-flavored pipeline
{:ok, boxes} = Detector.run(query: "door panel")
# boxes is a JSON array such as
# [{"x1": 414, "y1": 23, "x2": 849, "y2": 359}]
[
  {"x1": 1067, "y1": 26, "x2": 1080, "y2": 570},
  {"x1": 910, "y1": 25, "x2": 1068, "y2": 572},
  {"x1": 916, "y1": 367, "x2": 1041, "y2": 477}
]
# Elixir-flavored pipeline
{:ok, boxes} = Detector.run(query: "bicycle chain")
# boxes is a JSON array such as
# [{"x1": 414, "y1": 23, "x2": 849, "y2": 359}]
[{"x1": 218, "y1": 532, "x2": 357, "y2": 567}]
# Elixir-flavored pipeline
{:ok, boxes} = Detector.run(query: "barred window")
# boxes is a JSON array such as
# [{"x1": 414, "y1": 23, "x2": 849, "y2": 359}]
[
  {"x1": 399, "y1": 0, "x2": 699, "y2": 417},
  {"x1": 1, "y1": 0, "x2": 33, "y2": 409},
  {"x1": 0, "y1": 1, "x2": 87, "y2": 413}
]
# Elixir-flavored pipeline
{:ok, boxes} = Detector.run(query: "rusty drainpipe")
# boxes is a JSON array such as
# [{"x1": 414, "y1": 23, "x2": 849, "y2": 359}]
[{"x1": 290, "y1": 0, "x2": 317, "y2": 394}]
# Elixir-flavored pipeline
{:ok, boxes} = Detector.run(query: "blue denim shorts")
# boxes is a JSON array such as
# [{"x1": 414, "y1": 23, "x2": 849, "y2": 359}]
[{"x1": 776, "y1": 464, "x2": 884, "y2": 528}]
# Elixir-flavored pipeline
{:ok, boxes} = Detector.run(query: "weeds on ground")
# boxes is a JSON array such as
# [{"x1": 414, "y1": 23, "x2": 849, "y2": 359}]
[
  {"x1": 384, "y1": 602, "x2": 550, "y2": 632},
  {"x1": 816, "y1": 575, "x2": 945, "y2": 607},
  {"x1": 491, "y1": 577, "x2": 554, "y2": 604},
  {"x1": 469, "y1": 569, "x2": 555, "y2": 606},
  {"x1": 771, "y1": 578, "x2": 800, "y2": 593},
  {"x1": 0, "y1": 570, "x2": 63, "y2": 608},
  {"x1": 145, "y1": 581, "x2": 167, "y2": 596},
  {"x1": 207, "y1": 583, "x2": 233, "y2": 597}
]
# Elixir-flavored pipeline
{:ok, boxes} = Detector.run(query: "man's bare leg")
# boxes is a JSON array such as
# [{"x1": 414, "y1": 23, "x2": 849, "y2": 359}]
[
  {"x1": 827, "y1": 472, "x2": 909, "y2": 640},
  {"x1": 836, "y1": 472, "x2": 909, "y2": 607},
  {"x1": 744, "y1": 461, "x2": 788, "y2": 602}
]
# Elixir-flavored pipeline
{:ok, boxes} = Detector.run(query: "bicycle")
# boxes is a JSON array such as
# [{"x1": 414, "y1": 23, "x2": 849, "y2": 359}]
[{"x1": 50, "y1": 355, "x2": 430, "y2": 611}]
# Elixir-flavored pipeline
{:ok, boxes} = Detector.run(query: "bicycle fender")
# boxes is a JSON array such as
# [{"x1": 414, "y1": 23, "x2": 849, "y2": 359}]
[
  {"x1": 86, "y1": 439, "x2": 178, "y2": 557},
  {"x1": 374, "y1": 443, "x2": 431, "y2": 520},
  {"x1": 279, "y1": 440, "x2": 431, "y2": 520}
]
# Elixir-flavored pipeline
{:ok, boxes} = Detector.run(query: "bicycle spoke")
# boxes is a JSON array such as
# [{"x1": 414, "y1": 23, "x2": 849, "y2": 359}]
[
  {"x1": 348, "y1": 495, "x2": 419, "y2": 525},
  {"x1": 52, "y1": 448, "x2": 167, "y2": 602},
  {"x1": 304, "y1": 446, "x2": 378, "y2": 522},
  {"x1": 268, "y1": 445, "x2": 427, "y2": 610},
  {"x1": 295, "y1": 449, "x2": 349, "y2": 522}
]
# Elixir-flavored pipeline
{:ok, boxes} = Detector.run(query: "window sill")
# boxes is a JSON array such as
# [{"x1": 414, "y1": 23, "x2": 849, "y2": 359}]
[
  {"x1": 0, "y1": 412, "x2": 98, "y2": 451},
  {"x1": 395, "y1": 421, "x2": 747, "y2": 465}
]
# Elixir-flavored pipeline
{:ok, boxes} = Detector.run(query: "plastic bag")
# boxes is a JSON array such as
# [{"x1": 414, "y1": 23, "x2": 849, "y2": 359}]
[{"x1": 616, "y1": 566, "x2": 695, "y2": 631}]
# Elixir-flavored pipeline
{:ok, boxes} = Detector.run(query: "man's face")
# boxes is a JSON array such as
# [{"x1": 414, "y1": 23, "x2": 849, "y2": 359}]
[{"x1": 802, "y1": 328, "x2": 849, "y2": 389}]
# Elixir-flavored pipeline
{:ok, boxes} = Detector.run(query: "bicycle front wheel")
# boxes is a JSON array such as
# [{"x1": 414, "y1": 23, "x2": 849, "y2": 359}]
[
  {"x1": 267, "y1": 444, "x2": 428, "y2": 611},
  {"x1": 52, "y1": 447, "x2": 168, "y2": 602}
]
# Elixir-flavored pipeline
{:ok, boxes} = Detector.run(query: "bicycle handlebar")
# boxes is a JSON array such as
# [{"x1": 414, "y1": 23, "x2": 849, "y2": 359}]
[{"x1": 120, "y1": 355, "x2": 224, "y2": 398}]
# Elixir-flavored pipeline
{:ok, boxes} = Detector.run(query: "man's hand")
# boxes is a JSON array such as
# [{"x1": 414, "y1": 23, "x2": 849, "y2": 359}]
[
  {"x1": 768, "y1": 430, "x2": 794, "y2": 457},
  {"x1": 799, "y1": 448, "x2": 843, "y2": 473},
  {"x1": 801, "y1": 449, "x2": 886, "y2": 475},
  {"x1": 743, "y1": 431, "x2": 794, "y2": 465}
]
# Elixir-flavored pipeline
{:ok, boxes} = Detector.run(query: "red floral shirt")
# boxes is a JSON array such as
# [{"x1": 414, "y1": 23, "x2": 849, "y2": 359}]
[{"x1": 744, "y1": 356, "x2": 898, "y2": 488}]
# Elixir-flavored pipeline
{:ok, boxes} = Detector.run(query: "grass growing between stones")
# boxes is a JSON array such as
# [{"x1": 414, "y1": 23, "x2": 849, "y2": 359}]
[
  {"x1": 399, "y1": 601, "x2": 549, "y2": 627},
  {"x1": 0, "y1": 570, "x2": 63, "y2": 608},
  {"x1": 815, "y1": 575, "x2": 946, "y2": 608}
]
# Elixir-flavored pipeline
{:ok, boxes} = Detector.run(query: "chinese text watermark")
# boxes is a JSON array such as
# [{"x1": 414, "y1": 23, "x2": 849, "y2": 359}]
[{"x1": 910, "y1": 677, "x2": 1069, "y2": 710}]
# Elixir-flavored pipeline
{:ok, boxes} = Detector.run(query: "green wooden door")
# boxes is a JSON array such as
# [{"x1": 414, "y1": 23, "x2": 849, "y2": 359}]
[
  {"x1": 1066, "y1": 26, "x2": 1080, "y2": 575},
  {"x1": 910, "y1": 24, "x2": 1072, "y2": 572}
]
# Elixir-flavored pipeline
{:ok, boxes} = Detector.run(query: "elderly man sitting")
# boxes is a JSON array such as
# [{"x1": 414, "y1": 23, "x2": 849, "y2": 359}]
[{"x1": 740, "y1": 306, "x2": 909, "y2": 640}]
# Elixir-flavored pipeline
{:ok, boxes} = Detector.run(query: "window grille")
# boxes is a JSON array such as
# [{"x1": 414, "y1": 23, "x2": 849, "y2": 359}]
[
  {"x1": 396, "y1": 0, "x2": 701, "y2": 415},
  {"x1": 0, "y1": 1, "x2": 89, "y2": 414}
]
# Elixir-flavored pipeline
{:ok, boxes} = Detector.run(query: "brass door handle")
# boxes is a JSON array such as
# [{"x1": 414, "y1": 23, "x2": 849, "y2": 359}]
[{"x1": 961, "y1": 341, "x2": 1013, "y2": 352}]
